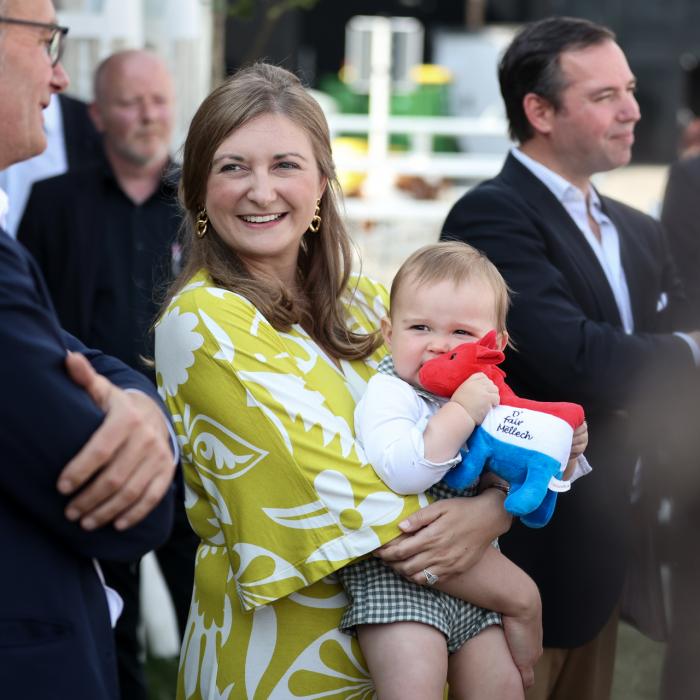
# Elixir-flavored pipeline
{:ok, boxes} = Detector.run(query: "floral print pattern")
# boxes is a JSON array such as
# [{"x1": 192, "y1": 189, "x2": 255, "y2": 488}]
[{"x1": 155, "y1": 272, "x2": 424, "y2": 699}]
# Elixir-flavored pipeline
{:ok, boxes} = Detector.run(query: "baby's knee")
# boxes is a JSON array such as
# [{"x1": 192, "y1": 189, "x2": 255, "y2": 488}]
[{"x1": 495, "y1": 664, "x2": 526, "y2": 700}]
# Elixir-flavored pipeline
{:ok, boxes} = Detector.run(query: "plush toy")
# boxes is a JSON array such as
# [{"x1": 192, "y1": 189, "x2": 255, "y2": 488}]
[{"x1": 418, "y1": 331, "x2": 585, "y2": 528}]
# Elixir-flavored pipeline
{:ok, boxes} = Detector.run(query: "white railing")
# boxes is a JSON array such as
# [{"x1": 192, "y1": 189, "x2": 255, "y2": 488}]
[
  {"x1": 327, "y1": 112, "x2": 510, "y2": 222},
  {"x1": 324, "y1": 16, "x2": 510, "y2": 223}
]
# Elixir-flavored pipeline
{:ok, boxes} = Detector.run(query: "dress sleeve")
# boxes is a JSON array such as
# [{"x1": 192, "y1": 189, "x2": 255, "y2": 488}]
[
  {"x1": 155, "y1": 276, "x2": 424, "y2": 610},
  {"x1": 355, "y1": 374, "x2": 460, "y2": 494}
]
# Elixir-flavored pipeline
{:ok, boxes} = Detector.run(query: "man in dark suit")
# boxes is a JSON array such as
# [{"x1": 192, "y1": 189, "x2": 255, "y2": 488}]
[
  {"x1": 0, "y1": 1, "x2": 177, "y2": 698},
  {"x1": 440, "y1": 16, "x2": 700, "y2": 700},
  {"x1": 19, "y1": 48, "x2": 194, "y2": 700}
]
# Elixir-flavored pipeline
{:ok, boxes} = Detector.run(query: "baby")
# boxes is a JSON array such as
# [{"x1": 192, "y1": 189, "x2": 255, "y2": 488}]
[{"x1": 339, "y1": 242, "x2": 588, "y2": 699}]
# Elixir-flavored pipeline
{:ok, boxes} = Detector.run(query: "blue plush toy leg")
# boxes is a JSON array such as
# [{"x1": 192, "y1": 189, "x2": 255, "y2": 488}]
[
  {"x1": 504, "y1": 454, "x2": 560, "y2": 518},
  {"x1": 520, "y1": 489, "x2": 558, "y2": 528},
  {"x1": 443, "y1": 427, "x2": 489, "y2": 490}
]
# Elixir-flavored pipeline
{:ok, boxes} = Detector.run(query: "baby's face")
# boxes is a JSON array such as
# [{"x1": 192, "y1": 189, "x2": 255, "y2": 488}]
[{"x1": 382, "y1": 277, "x2": 504, "y2": 388}]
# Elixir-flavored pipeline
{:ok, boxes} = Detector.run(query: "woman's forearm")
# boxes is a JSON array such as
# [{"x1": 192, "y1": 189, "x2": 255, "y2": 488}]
[{"x1": 374, "y1": 489, "x2": 512, "y2": 585}]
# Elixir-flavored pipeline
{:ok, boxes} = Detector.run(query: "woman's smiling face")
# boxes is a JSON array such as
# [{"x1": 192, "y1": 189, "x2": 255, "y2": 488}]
[{"x1": 205, "y1": 112, "x2": 327, "y2": 284}]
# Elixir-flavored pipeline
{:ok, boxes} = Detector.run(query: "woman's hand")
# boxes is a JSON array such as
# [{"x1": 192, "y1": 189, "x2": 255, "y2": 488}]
[{"x1": 374, "y1": 491, "x2": 511, "y2": 586}]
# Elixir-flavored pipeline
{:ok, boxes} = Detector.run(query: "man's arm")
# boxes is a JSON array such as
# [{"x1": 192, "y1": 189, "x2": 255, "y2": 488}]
[
  {"x1": 441, "y1": 186, "x2": 694, "y2": 411},
  {"x1": 0, "y1": 235, "x2": 173, "y2": 561},
  {"x1": 660, "y1": 157, "x2": 700, "y2": 326},
  {"x1": 60, "y1": 350, "x2": 176, "y2": 531},
  {"x1": 20, "y1": 182, "x2": 177, "y2": 530}
]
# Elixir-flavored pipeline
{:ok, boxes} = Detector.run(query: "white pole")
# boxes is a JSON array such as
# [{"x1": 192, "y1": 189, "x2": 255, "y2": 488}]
[{"x1": 363, "y1": 16, "x2": 392, "y2": 199}]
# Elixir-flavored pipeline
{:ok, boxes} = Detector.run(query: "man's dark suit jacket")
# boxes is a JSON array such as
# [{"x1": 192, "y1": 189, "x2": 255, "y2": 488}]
[
  {"x1": 18, "y1": 162, "x2": 179, "y2": 376},
  {"x1": 0, "y1": 230, "x2": 174, "y2": 699},
  {"x1": 441, "y1": 153, "x2": 694, "y2": 648},
  {"x1": 59, "y1": 93, "x2": 103, "y2": 169},
  {"x1": 661, "y1": 154, "x2": 700, "y2": 326}
]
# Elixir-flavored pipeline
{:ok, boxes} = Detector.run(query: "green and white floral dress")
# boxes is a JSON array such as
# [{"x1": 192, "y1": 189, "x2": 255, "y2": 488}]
[{"x1": 155, "y1": 271, "x2": 427, "y2": 699}]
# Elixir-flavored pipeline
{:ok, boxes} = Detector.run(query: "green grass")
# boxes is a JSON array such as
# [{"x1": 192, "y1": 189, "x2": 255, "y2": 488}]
[
  {"x1": 146, "y1": 655, "x2": 179, "y2": 700},
  {"x1": 612, "y1": 622, "x2": 666, "y2": 700}
]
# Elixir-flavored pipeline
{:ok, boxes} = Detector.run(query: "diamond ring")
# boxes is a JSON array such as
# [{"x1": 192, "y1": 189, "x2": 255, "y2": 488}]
[{"x1": 423, "y1": 568, "x2": 439, "y2": 586}]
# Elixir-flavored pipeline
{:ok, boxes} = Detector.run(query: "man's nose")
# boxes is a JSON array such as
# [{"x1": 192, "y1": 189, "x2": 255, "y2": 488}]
[
  {"x1": 140, "y1": 98, "x2": 159, "y2": 122},
  {"x1": 620, "y1": 92, "x2": 641, "y2": 123},
  {"x1": 51, "y1": 61, "x2": 69, "y2": 93}
]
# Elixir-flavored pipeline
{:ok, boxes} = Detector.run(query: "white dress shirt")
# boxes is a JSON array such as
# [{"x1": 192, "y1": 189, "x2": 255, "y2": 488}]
[{"x1": 0, "y1": 185, "x2": 9, "y2": 231}]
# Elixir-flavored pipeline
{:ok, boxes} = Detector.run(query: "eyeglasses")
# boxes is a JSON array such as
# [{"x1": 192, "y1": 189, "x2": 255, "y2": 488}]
[{"x1": 0, "y1": 17, "x2": 69, "y2": 67}]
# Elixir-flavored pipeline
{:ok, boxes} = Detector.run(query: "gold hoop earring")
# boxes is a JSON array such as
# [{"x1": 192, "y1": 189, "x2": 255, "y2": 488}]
[
  {"x1": 308, "y1": 199, "x2": 321, "y2": 233},
  {"x1": 195, "y1": 208, "x2": 208, "y2": 239}
]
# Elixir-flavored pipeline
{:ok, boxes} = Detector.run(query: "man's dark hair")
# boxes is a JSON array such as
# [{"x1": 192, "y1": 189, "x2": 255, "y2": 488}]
[{"x1": 499, "y1": 16, "x2": 616, "y2": 143}]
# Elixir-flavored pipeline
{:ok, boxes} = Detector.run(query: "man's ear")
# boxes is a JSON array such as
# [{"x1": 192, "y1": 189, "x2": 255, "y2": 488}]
[
  {"x1": 522, "y1": 93, "x2": 555, "y2": 135},
  {"x1": 497, "y1": 331, "x2": 509, "y2": 351},
  {"x1": 380, "y1": 316, "x2": 393, "y2": 349},
  {"x1": 88, "y1": 102, "x2": 105, "y2": 133}
]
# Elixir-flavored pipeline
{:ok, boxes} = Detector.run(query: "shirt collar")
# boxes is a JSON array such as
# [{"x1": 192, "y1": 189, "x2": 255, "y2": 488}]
[
  {"x1": 377, "y1": 354, "x2": 443, "y2": 407},
  {"x1": 99, "y1": 156, "x2": 178, "y2": 197},
  {"x1": 587, "y1": 185, "x2": 603, "y2": 216},
  {"x1": 511, "y1": 146, "x2": 587, "y2": 204},
  {"x1": 0, "y1": 185, "x2": 9, "y2": 230},
  {"x1": 511, "y1": 147, "x2": 607, "y2": 219}
]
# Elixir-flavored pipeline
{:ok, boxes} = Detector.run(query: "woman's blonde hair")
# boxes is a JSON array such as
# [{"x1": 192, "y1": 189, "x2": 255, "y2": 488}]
[
  {"x1": 163, "y1": 63, "x2": 379, "y2": 360},
  {"x1": 390, "y1": 242, "x2": 511, "y2": 334}
]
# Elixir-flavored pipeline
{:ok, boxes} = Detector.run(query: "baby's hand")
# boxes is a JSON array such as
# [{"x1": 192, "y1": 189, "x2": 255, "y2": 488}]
[
  {"x1": 450, "y1": 372, "x2": 499, "y2": 425},
  {"x1": 569, "y1": 421, "x2": 588, "y2": 460},
  {"x1": 563, "y1": 421, "x2": 588, "y2": 480}
]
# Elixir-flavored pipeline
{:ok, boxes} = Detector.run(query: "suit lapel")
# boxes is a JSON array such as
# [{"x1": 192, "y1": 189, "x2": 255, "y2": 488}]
[
  {"x1": 500, "y1": 155, "x2": 623, "y2": 326},
  {"x1": 58, "y1": 95, "x2": 77, "y2": 169},
  {"x1": 603, "y1": 198, "x2": 646, "y2": 330}
]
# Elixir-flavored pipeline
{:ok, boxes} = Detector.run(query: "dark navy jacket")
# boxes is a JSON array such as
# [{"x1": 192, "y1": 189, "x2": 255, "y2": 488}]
[
  {"x1": 0, "y1": 230, "x2": 174, "y2": 699},
  {"x1": 441, "y1": 154, "x2": 694, "y2": 648}
]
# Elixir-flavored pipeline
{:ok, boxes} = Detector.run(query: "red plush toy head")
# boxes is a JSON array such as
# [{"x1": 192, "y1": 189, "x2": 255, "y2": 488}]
[
  {"x1": 418, "y1": 330, "x2": 505, "y2": 397},
  {"x1": 418, "y1": 330, "x2": 585, "y2": 429}
]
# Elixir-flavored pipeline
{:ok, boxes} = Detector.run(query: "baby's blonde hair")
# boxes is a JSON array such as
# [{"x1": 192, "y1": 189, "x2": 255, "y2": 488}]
[{"x1": 390, "y1": 241, "x2": 511, "y2": 334}]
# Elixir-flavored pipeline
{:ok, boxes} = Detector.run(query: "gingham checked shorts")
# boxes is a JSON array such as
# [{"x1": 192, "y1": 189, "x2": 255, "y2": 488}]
[{"x1": 337, "y1": 482, "x2": 501, "y2": 654}]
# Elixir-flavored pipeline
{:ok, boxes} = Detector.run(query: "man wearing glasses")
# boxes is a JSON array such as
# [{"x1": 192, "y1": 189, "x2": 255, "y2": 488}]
[{"x1": 0, "y1": 2, "x2": 176, "y2": 699}]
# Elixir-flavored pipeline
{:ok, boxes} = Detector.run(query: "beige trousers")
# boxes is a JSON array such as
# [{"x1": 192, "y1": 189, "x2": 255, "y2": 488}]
[{"x1": 526, "y1": 606, "x2": 620, "y2": 700}]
